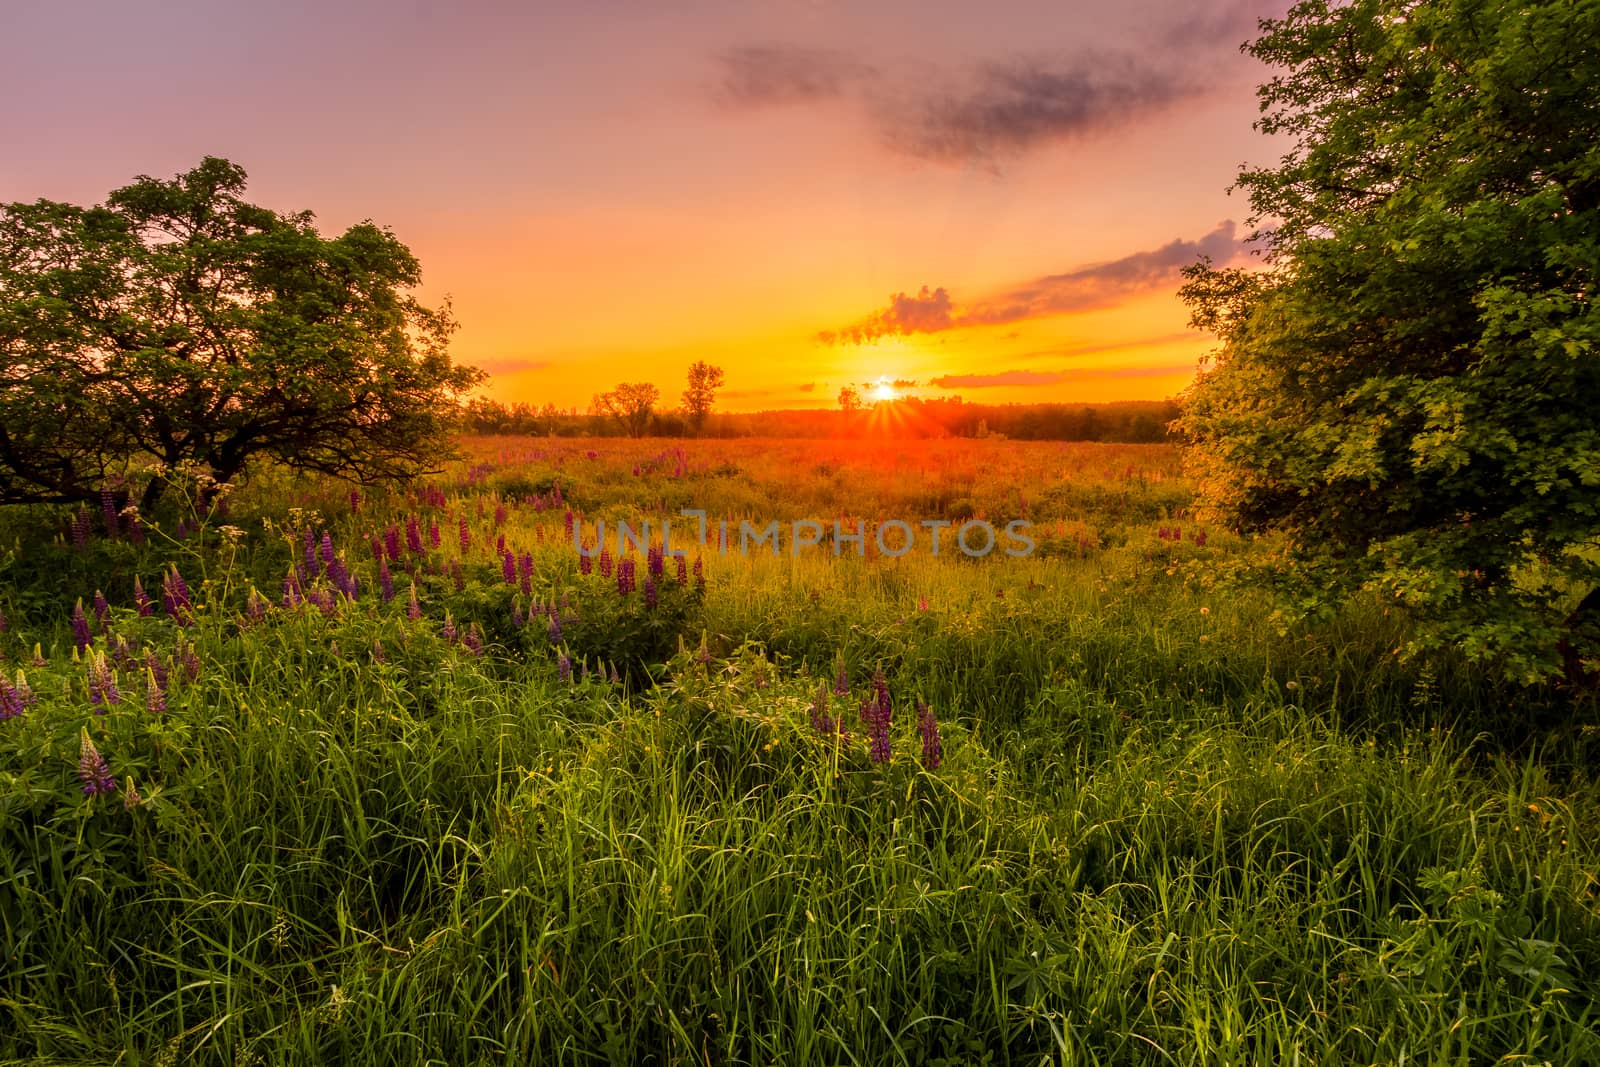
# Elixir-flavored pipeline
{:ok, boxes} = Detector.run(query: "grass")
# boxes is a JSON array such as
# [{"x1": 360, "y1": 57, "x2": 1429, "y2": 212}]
[{"x1": 1, "y1": 437, "x2": 1597, "y2": 1065}]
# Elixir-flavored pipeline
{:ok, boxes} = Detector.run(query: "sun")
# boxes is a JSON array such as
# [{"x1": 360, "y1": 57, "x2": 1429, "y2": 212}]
[{"x1": 871, "y1": 377, "x2": 898, "y2": 402}]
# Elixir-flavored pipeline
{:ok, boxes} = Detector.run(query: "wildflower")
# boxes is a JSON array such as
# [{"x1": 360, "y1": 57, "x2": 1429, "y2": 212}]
[
  {"x1": 123, "y1": 778, "x2": 142, "y2": 810},
  {"x1": 145, "y1": 667, "x2": 166, "y2": 713},
  {"x1": 87, "y1": 650, "x2": 121, "y2": 709},
  {"x1": 429, "y1": 519, "x2": 442, "y2": 548},
  {"x1": 519, "y1": 552, "x2": 533, "y2": 595},
  {"x1": 644, "y1": 576, "x2": 658, "y2": 609},
  {"x1": 512, "y1": 603, "x2": 524, "y2": 627},
  {"x1": 676, "y1": 554, "x2": 688, "y2": 586},
  {"x1": 405, "y1": 515, "x2": 424, "y2": 555},
  {"x1": 548, "y1": 612, "x2": 562, "y2": 644},
  {"x1": 579, "y1": 543, "x2": 594, "y2": 575},
  {"x1": 101, "y1": 488, "x2": 121, "y2": 536},
  {"x1": 647, "y1": 545, "x2": 664, "y2": 579},
  {"x1": 384, "y1": 524, "x2": 402, "y2": 561},
  {"x1": 442, "y1": 615, "x2": 458, "y2": 642},
  {"x1": 862, "y1": 672, "x2": 892, "y2": 763},
  {"x1": 617, "y1": 558, "x2": 636, "y2": 596},
  {"x1": 176, "y1": 641, "x2": 201, "y2": 682},
  {"x1": 303, "y1": 526, "x2": 317, "y2": 573},
  {"x1": 378, "y1": 558, "x2": 395, "y2": 602},
  {"x1": 502, "y1": 551, "x2": 516, "y2": 584},
  {"x1": 564, "y1": 509, "x2": 575, "y2": 539},
  {"x1": 916, "y1": 699, "x2": 942, "y2": 770},
  {"x1": 809, "y1": 680, "x2": 839, "y2": 737},
  {"x1": 693, "y1": 556, "x2": 705, "y2": 591},
  {"x1": 71, "y1": 507, "x2": 90, "y2": 550},
  {"x1": 609, "y1": 664, "x2": 621, "y2": 685},
  {"x1": 458, "y1": 516, "x2": 470, "y2": 552},
  {"x1": 320, "y1": 531, "x2": 336, "y2": 568},
  {"x1": 599, "y1": 548, "x2": 613, "y2": 579},
  {"x1": 451, "y1": 560, "x2": 465, "y2": 591},
  {"x1": 349, "y1": 489, "x2": 361, "y2": 513},
  {"x1": 917, "y1": 596, "x2": 929, "y2": 612},
  {"x1": 78, "y1": 729, "x2": 116, "y2": 796},
  {"x1": 163, "y1": 566, "x2": 192, "y2": 623},
  {"x1": 0, "y1": 673, "x2": 28, "y2": 719},
  {"x1": 696, "y1": 640, "x2": 712, "y2": 666},
  {"x1": 31, "y1": 644, "x2": 45, "y2": 668},
  {"x1": 372, "y1": 639, "x2": 386, "y2": 664},
  {"x1": 406, "y1": 582, "x2": 423, "y2": 621},
  {"x1": 558, "y1": 650, "x2": 573, "y2": 682},
  {"x1": 71, "y1": 598, "x2": 93, "y2": 650},
  {"x1": 463, "y1": 625, "x2": 483, "y2": 656},
  {"x1": 833, "y1": 658, "x2": 849, "y2": 696}
]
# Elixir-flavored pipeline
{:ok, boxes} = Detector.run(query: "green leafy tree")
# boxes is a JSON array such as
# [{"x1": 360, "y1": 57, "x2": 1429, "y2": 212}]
[
  {"x1": 1179, "y1": 0, "x2": 1600, "y2": 682},
  {"x1": 0, "y1": 157, "x2": 482, "y2": 507},
  {"x1": 590, "y1": 381, "x2": 659, "y2": 437},
  {"x1": 681, "y1": 360, "x2": 725, "y2": 434}
]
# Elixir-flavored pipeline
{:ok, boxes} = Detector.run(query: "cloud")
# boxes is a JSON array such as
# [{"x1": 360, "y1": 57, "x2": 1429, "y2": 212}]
[
  {"x1": 821, "y1": 222, "x2": 1246, "y2": 345},
  {"x1": 929, "y1": 362, "x2": 1197, "y2": 390},
  {"x1": 880, "y1": 56, "x2": 1194, "y2": 163},
  {"x1": 714, "y1": 45, "x2": 875, "y2": 107},
  {"x1": 796, "y1": 381, "x2": 817, "y2": 392},
  {"x1": 471, "y1": 358, "x2": 550, "y2": 376}
]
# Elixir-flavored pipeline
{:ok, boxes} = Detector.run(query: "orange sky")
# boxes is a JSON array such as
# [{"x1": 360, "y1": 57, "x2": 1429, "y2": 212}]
[{"x1": 3, "y1": 0, "x2": 1288, "y2": 411}]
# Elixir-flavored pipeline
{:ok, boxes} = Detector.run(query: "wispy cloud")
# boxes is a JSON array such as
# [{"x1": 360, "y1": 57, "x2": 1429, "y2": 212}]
[
  {"x1": 928, "y1": 362, "x2": 1196, "y2": 390},
  {"x1": 714, "y1": 45, "x2": 876, "y2": 107},
  {"x1": 472, "y1": 357, "x2": 550, "y2": 376},
  {"x1": 821, "y1": 222, "x2": 1246, "y2": 345}
]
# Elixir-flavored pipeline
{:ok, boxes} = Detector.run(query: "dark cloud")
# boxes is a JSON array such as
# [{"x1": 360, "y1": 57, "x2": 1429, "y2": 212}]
[
  {"x1": 714, "y1": 45, "x2": 875, "y2": 107},
  {"x1": 821, "y1": 223, "x2": 1246, "y2": 345},
  {"x1": 818, "y1": 286, "x2": 953, "y2": 345},
  {"x1": 929, "y1": 362, "x2": 1196, "y2": 390},
  {"x1": 881, "y1": 56, "x2": 1194, "y2": 163}
]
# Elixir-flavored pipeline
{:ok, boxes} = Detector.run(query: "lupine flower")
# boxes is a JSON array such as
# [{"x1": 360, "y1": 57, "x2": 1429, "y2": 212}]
[
  {"x1": 123, "y1": 778, "x2": 143, "y2": 810},
  {"x1": 320, "y1": 532, "x2": 336, "y2": 568},
  {"x1": 558, "y1": 650, "x2": 573, "y2": 682},
  {"x1": 71, "y1": 599, "x2": 93, "y2": 650},
  {"x1": 916, "y1": 699, "x2": 942, "y2": 770},
  {"x1": 304, "y1": 527, "x2": 318, "y2": 573},
  {"x1": 833, "y1": 659, "x2": 849, "y2": 696},
  {"x1": 495, "y1": 532, "x2": 506, "y2": 554},
  {"x1": 111, "y1": 634, "x2": 136, "y2": 671},
  {"x1": 647, "y1": 545, "x2": 663, "y2": 579},
  {"x1": 547, "y1": 612, "x2": 562, "y2": 644},
  {"x1": 71, "y1": 508, "x2": 90, "y2": 550},
  {"x1": 177, "y1": 642, "x2": 201, "y2": 683},
  {"x1": 442, "y1": 615, "x2": 458, "y2": 642},
  {"x1": 406, "y1": 583, "x2": 423, "y2": 620},
  {"x1": 696, "y1": 640, "x2": 712, "y2": 666},
  {"x1": 512, "y1": 603, "x2": 524, "y2": 627},
  {"x1": 125, "y1": 511, "x2": 144, "y2": 544},
  {"x1": 502, "y1": 551, "x2": 516, "y2": 584},
  {"x1": 163, "y1": 566, "x2": 192, "y2": 623},
  {"x1": 101, "y1": 489, "x2": 120, "y2": 537},
  {"x1": 372, "y1": 639, "x2": 386, "y2": 664},
  {"x1": 862, "y1": 672, "x2": 892, "y2": 763},
  {"x1": 31, "y1": 644, "x2": 46, "y2": 668},
  {"x1": 405, "y1": 515, "x2": 424, "y2": 555},
  {"x1": 373, "y1": 557, "x2": 392, "y2": 602},
  {"x1": 617, "y1": 558, "x2": 636, "y2": 596},
  {"x1": 283, "y1": 568, "x2": 303, "y2": 609},
  {"x1": 143, "y1": 650, "x2": 169, "y2": 695},
  {"x1": 78, "y1": 729, "x2": 116, "y2": 796},
  {"x1": 609, "y1": 664, "x2": 622, "y2": 685},
  {"x1": 564, "y1": 509, "x2": 575, "y2": 539},
  {"x1": 494, "y1": 504, "x2": 508, "y2": 527},
  {"x1": 384, "y1": 524, "x2": 402, "y2": 561},
  {"x1": 87, "y1": 651, "x2": 121, "y2": 710},
  {"x1": 809, "y1": 680, "x2": 839, "y2": 737},
  {"x1": 145, "y1": 667, "x2": 166, "y2": 713},
  {"x1": 458, "y1": 517, "x2": 470, "y2": 552},
  {"x1": 693, "y1": 556, "x2": 705, "y2": 591},
  {"x1": 368, "y1": 533, "x2": 383, "y2": 560},
  {"x1": 451, "y1": 561, "x2": 465, "y2": 591},
  {"x1": 676, "y1": 554, "x2": 688, "y2": 586},
  {"x1": 644, "y1": 577, "x2": 658, "y2": 609},
  {"x1": 599, "y1": 549, "x2": 613, "y2": 579},
  {"x1": 463, "y1": 625, "x2": 483, "y2": 656},
  {"x1": 429, "y1": 519, "x2": 442, "y2": 548},
  {"x1": 518, "y1": 553, "x2": 533, "y2": 595},
  {"x1": 0, "y1": 673, "x2": 31, "y2": 719}
]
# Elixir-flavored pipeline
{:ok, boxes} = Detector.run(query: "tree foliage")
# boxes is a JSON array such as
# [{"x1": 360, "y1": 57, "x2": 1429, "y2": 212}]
[
  {"x1": 0, "y1": 158, "x2": 482, "y2": 507},
  {"x1": 1179, "y1": 0, "x2": 1600, "y2": 682},
  {"x1": 681, "y1": 360, "x2": 725, "y2": 434},
  {"x1": 590, "y1": 382, "x2": 660, "y2": 437}
]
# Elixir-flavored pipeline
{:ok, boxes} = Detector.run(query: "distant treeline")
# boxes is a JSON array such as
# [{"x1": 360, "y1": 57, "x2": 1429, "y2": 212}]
[{"x1": 460, "y1": 397, "x2": 1181, "y2": 442}]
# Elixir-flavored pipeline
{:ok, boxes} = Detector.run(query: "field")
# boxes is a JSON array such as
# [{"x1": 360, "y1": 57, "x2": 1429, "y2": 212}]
[{"x1": 1, "y1": 437, "x2": 1597, "y2": 1065}]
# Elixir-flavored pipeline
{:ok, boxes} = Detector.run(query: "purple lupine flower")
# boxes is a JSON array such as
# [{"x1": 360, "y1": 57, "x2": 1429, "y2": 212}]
[
  {"x1": 145, "y1": 668, "x2": 167, "y2": 713},
  {"x1": 368, "y1": 533, "x2": 383, "y2": 560},
  {"x1": 618, "y1": 558, "x2": 637, "y2": 595},
  {"x1": 441, "y1": 615, "x2": 458, "y2": 642},
  {"x1": 547, "y1": 612, "x2": 562, "y2": 644},
  {"x1": 126, "y1": 512, "x2": 144, "y2": 544},
  {"x1": 833, "y1": 660, "x2": 849, "y2": 696},
  {"x1": 282, "y1": 568, "x2": 303, "y2": 610},
  {"x1": 495, "y1": 532, "x2": 506, "y2": 554},
  {"x1": 320, "y1": 532, "x2": 337, "y2": 569},
  {"x1": 458, "y1": 517, "x2": 471, "y2": 552},
  {"x1": 122, "y1": 778, "x2": 142, "y2": 810},
  {"x1": 916, "y1": 699, "x2": 942, "y2": 770},
  {"x1": 378, "y1": 558, "x2": 395, "y2": 602},
  {"x1": 406, "y1": 583, "x2": 423, "y2": 621},
  {"x1": 502, "y1": 551, "x2": 516, "y2": 585},
  {"x1": 372, "y1": 639, "x2": 386, "y2": 664},
  {"x1": 101, "y1": 489, "x2": 120, "y2": 537},
  {"x1": 304, "y1": 526, "x2": 318, "y2": 573},
  {"x1": 512, "y1": 603, "x2": 524, "y2": 627},
  {"x1": 564, "y1": 509, "x2": 574, "y2": 540},
  {"x1": 598, "y1": 549, "x2": 613, "y2": 579},
  {"x1": 349, "y1": 489, "x2": 362, "y2": 513},
  {"x1": 518, "y1": 553, "x2": 533, "y2": 595},
  {"x1": 809, "y1": 680, "x2": 837, "y2": 736},
  {"x1": 0, "y1": 674, "x2": 25, "y2": 720},
  {"x1": 862, "y1": 672, "x2": 892, "y2": 763},
  {"x1": 696, "y1": 641, "x2": 712, "y2": 666},
  {"x1": 647, "y1": 545, "x2": 664, "y2": 579},
  {"x1": 463, "y1": 625, "x2": 483, "y2": 656},
  {"x1": 93, "y1": 590, "x2": 111, "y2": 628},
  {"x1": 78, "y1": 730, "x2": 116, "y2": 796},
  {"x1": 406, "y1": 515, "x2": 424, "y2": 555},
  {"x1": 676, "y1": 554, "x2": 688, "y2": 586},
  {"x1": 384, "y1": 524, "x2": 402, "y2": 561},
  {"x1": 693, "y1": 556, "x2": 705, "y2": 591},
  {"x1": 142, "y1": 650, "x2": 168, "y2": 695},
  {"x1": 87, "y1": 651, "x2": 120, "y2": 710},
  {"x1": 71, "y1": 599, "x2": 93, "y2": 650},
  {"x1": 644, "y1": 577, "x2": 658, "y2": 609},
  {"x1": 494, "y1": 504, "x2": 508, "y2": 527},
  {"x1": 429, "y1": 519, "x2": 442, "y2": 548},
  {"x1": 451, "y1": 561, "x2": 465, "y2": 591},
  {"x1": 177, "y1": 642, "x2": 201, "y2": 683},
  {"x1": 71, "y1": 508, "x2": 90, "y2": 550},
  {"x1": 31, "y1": 645, "x2": 46, "y2": 668},
  {"x1": 558, "y1": 650, "x2": 573, "y2": 683},
  {"x1": 111, "y1": 634, "x2": 135, "y2": 672},
  {"x1": 579, "y1": 544, "x2": 594, "y2": 576},
  {"x1": 244, "y1": 586, "x2": 269, "y2": 623},
  {"x1": 163, "y1": 566, "x2": 192, "y2": 623}
]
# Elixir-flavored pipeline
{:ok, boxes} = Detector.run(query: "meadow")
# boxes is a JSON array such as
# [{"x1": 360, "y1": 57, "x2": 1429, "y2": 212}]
[{"x1": 1, "y1": 436, "x2": 1597, "y2": 1066}]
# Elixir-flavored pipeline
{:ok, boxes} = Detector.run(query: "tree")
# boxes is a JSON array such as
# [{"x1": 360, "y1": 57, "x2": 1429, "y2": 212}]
[
  {"x1": 681, "y1": 360, "x2": 725, "y2": 434},
  {"x1": 0, "y1": 157, "x2": 482, "y2": 507},
  {"x1": 591, "y1": 382, "x2": 659, "y2": 437},
  {"x1": 1178, "y1": 0, "x2": 1600, "y2": 683},
  {"x1": 837, "y1": 385, "x2": 862, "y2": 413}
]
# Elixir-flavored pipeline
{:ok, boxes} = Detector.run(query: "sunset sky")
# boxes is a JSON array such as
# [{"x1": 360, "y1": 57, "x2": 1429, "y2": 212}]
[{"x1": 3, "y1": 0, "x2": 1287, "y2": 411}]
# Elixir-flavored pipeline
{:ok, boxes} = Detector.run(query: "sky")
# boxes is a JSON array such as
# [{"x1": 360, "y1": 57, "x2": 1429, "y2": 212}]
[{"x1": 2, "y1": 0, "x2": 1288, "y2": 412}]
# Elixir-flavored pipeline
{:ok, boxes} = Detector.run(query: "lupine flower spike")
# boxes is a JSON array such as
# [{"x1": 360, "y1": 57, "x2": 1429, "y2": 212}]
[{"x1": 78, "y1": 729, "x2": 116, "y2": 796}]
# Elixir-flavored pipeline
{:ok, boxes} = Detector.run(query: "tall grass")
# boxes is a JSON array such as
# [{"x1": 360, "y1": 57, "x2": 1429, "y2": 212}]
[{"x1": 1, "y1": 439, "x2": 1596, "y2": 1065}]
